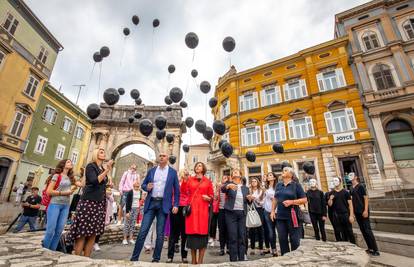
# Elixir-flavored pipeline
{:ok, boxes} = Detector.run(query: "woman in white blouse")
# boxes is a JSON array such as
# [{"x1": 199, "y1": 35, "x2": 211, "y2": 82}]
[
  {"x1": 263, "y1": 172, "x2": 278, "y2": 257},
  {"x1": 247, "y1": 177, "x2": 265, "y2": 255}
]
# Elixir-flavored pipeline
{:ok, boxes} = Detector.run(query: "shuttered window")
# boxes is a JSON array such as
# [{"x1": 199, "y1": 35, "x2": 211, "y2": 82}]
[
  {"x1": 324, "y1": 108, "x2": 357, "y2": 134},
  {"x1": 241, "y1": 126, "x2": 261, "y2": 146},
  {"x1": 287, "y1": 117, "x2": 314, "y2": 139},
  {"x1": 263, "y1": 121, "x2": 286, "y2": 143},
  {"x1": 317, "y1": 68, "x2": 346, "y2": 92}
]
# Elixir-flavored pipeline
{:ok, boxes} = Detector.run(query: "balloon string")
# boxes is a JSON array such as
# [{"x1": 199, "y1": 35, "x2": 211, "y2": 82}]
[
  {"x1": 88, "y1": 63, "x2": 96, "y2": 82},
  {"x1": 192, "y1": 50, "x2": 195, "y2": 63},
  {"x1": 120, "y1": 36, "x2": 127, "y2": 67},
  {"x1": 151, "y1": 28, "x2": 155, "y2": 55},
  {"x1": 166, "y1": 74, "x2": 170, "y2": 94},
  {"x1": 228, "y1": 54, "x2": 232, "y2": 68},
  {"x1": 98, "y1": 62, "x2": 102, "y2": 103},
  {"x1": 204, "y1": 94, "x2": 207, "y2": 122}
]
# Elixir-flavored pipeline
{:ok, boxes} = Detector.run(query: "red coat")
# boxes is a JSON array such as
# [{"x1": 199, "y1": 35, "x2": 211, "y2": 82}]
[{"x1": 185, "y1": 176, "x2": 213, "y2": 235}]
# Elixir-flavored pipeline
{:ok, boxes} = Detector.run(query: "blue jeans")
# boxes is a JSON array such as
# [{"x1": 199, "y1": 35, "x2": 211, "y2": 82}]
[
  {"x1": 43, "y1": 203, "x2": 70, "y2": 251},
  {"x1": 264, "y1": 210, "x2": 277, "y2": 250},
  {"x1": 131, "y1": 199, "x2": 167, "y2": 262},
  {"x1": 276, "y1": 218, "x2": 301, "y2": 255},
  {"x1": 13, "y1": 215, "x2": 37, "y2": 232}
]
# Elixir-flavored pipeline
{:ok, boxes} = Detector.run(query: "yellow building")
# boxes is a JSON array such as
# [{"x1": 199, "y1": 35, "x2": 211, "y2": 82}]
[
  {"x1": 0, "y1": 0, "x2": 63, "y2": 200},
  {"x1": 209, "y1": 37, "x2": 384, "y2": 194}
]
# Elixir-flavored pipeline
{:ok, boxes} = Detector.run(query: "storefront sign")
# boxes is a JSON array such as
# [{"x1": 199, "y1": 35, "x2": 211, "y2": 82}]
[{"x1": 333, "y1": 132, "x2": 355, "y2": 143}]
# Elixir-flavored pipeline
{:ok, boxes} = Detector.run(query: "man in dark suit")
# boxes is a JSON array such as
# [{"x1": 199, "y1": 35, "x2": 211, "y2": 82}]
[{"x1": 131, "y1": 152, "x2": 180, "y2": 263}]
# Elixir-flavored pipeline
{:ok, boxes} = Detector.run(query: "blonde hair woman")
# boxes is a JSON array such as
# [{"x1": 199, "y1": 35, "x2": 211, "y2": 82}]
[{"x1": 66, "y1": 148, "x2": 113, "y2": 257}]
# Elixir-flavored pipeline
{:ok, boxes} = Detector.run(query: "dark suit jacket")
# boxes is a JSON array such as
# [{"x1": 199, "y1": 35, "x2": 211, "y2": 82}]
[
  {"x1": 221, "y1": 181, "x2": 249, "y2": 214},
  {"x1": 141, "y1": 166, "x2": 180, "y2": 214}
]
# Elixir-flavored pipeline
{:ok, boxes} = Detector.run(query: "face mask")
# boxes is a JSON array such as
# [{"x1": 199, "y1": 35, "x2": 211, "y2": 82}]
[
  {"x1": 333, "y1": 178, "x2": 340, "y2": 187},
  {"x1": 309, "y1": 179, "x2": 317, "y2": 187}
]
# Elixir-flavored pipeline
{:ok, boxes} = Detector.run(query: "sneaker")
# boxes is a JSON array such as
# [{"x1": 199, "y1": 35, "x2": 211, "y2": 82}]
[
  {"x1": 93, "y1": 243, "x2": 101, "y2": 251},
  {"x1": 129, "y1": 240, "x2": 135, "y2": 245},
  {"x1": 122, "y1": 239, "x2": 128, "y2": 245},
  {"x1": 244, "y1": 254, "x2": 248, "y2": 261},
  {"x1": 371, "y1": 251, "x2": 380, "y2": 256},
  {"x1": 166, "y1": 258, "x2": 173, "y2": 263},
  {"x1": 145, "y1": 248, "x2": 151, "y2": 254}
]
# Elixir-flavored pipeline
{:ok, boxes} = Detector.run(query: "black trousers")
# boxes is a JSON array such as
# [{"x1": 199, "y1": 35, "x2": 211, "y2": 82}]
[
  {"x1": 167, "y1": 206, "x2": 188, "y2": 259},
  {"x1": 328, "y1": 210, "x2": 341, "y2": 241},
  {"x1": 249, "y1": 207, "x2": 264, "y2": 250},
  {"x1": 225, "y1": 210, "x2": 246, "y2": 262},
  {"x1": 218, "y1": 209, "x2": 228, "y2": 251},
  {"x1": 209, "y1": 212, "x2": 219, "y2": 238},
  {"x1": 276, "y1": 219, "x2": 301, "y2": 255},
  {"x1": 355, "y1": 213, "x2": 378, "y2": 252},
  {"x1": 333, "y1": 212, "x2": 355, "y2": 244},
  {"x1": 310, "y1": 213, "x2": 326, "y2": 241}
]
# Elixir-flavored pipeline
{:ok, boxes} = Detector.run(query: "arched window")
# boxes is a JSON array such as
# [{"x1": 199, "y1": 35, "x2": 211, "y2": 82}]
[
  {"x1": 372, "y1": 64, "x2": 396, "y2": 90},
  {"x1": 362, "y1": 31, "x2": 380, "y2": 50},
  {"x1": 402, "y1": 19, "x2": 414, "y2": 40},
  {"x1": 386, "y1": 119, "x2": 414, "y2": 161}
]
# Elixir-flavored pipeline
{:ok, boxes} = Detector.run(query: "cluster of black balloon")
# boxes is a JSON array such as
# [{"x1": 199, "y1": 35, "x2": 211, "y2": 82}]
[
  {"x1": 93, "y1": 46, "x2": 110, "y2": 63},
  {"x1": 123, "y1": 15, "x2": 139, "y2": 36},
  {"x1": 130, "y1": 89, "x2": 143, "y2": 106}
]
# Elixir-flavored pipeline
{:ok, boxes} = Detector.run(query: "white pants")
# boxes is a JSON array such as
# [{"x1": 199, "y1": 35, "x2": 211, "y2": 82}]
[{"x1": 144, "y1": 218, "x2": 156, "y2": 249}]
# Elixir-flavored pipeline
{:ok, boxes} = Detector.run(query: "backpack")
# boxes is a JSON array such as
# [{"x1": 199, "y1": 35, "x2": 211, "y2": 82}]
[{"x1": 41, "y1": 174, "x2": 62, "y2": 209}]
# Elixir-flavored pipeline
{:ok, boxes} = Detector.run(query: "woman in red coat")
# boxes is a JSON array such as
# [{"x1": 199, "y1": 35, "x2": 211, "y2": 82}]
[{"x1": 185, "y1": 162, "x2": 213, "y2": 264}]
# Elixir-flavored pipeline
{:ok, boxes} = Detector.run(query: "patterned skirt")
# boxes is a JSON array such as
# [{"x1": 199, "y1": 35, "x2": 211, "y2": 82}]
[{"x1": 66, "y1": 199, "x2": 106, "y2": 244}]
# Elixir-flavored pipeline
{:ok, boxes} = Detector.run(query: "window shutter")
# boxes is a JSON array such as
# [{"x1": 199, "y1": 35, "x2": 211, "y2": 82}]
[
  {"x1": 316, "y1": 73, "x2": 325, "y2": 92},
  {"x1": 276, "y1": 85, "x2": 282, "y2": 103},
  {"x1": 283, "y1": 84, "x2": 289, "y2": 101},
  {"x1": 346, "y1": 108, "x2": 357, "y2": 130},
  {"x1": 255, "y1": 126, "x2": 261, "y2": 144},
  {"x1": 263, "y1": 124, "x2": 269, "y2": 143},
  {"x1": 52, "y1": 111, "x2": 57, "y2": 124},
  {"x1": 42, "y1": 107, "x2": 47, "y2": 119},
  {"x1": 280, "y1": 121, "x2": 287, "y2": 141},
  {"x1": 305, "y1": 116, "x2": 314, "y2": 136},
  {"x1": 226, "y1": 101, "x2": 230, "y2": 116},
  {"x1": 220, "y1": 105, "x2": 224, "y2": 119},
  {"x1": 300, "y1": 79, "x2": 308, "y2": 97},
  {"x1": 253, "y1": 92, "x2": 259, "y2": 108},
  {"x1": 260, "y1": 90, "x2": 266, "y2": 107},
  {"x1": 335, "y1": 68, "x2": 346, "y2": 87},
  {"x1": 241, "y1": 128, "x2": 246, "y2": 147},
  {"x1": 324, "y1": 112, "x2": 334, "y2": 133},
  {"x1": 287, "y1": 120, "x2": 295, "y2": 139},
  {"x1": 239, "y1": 95, "x2": 245, "y2": 112}
]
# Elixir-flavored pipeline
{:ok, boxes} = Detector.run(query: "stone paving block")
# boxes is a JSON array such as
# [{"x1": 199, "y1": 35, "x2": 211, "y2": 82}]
[
  {"x1": 9, "y1": 260, "x2": 54, "y2": 267},
  {"x1": 0, "y1": 259, "x2": 9, "y2": 267}
]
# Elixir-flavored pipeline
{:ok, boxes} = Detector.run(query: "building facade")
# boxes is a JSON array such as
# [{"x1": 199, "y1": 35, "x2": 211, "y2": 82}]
[
  {"x1": 0, "y1": 0, "x2": 63, "y2": 200},
  {"x1": 184, "y1": 143, "x2": 215, "y2": 180},
  {"x1": 112, "y1": 152, "x2": 153, "y2": 188},
  {"x1": 335, "y1": 0, "x2": 414, "y2": 190},
  {"x1": 209, "y1": 37, "x2": 383, "y2": 193},
  {"x1": 12, "y1": 84, "x2": 91, "y2": 197}
]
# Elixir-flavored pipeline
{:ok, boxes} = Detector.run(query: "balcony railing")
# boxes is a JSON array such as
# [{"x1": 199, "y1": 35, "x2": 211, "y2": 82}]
[{"x1": 364, "y1": 86, "x2": 412, "y2": 102}]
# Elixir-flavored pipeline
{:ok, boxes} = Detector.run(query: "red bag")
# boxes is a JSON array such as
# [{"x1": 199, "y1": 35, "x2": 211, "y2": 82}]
[{"x1": 41, "y1": 174, "x2": 62, "y2": 209}]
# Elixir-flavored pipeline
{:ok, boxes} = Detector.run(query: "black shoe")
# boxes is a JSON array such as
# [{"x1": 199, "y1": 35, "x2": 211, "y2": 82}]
[
  {"x1": 152, "y1": 259, "x2": 159, "y2": 263},
  {"x1": 219, "y1": 250, "x2": 225, "y2": 256},
  {"x1": 175, "y1": 244, "x2": 179, "y2": 253},
  {"x1": 371, "y1": 251, "x2": 380, "y2": 256},
  {"x1": 166, "y1": 258, "x2": 173, "y2": 263},
  {"x1": 365, "y1": 249, "x2": 372, "y2": 254}
]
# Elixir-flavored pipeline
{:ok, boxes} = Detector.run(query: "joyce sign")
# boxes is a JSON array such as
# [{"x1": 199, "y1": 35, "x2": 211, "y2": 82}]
[{"x1": 333, "y1": 132, "x2": 355, "y2": 143}]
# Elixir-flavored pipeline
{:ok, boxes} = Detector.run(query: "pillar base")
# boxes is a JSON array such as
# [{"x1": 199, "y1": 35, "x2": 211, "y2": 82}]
[{"x1": 383, "y1": 163, "x2": 403, "y2": 191}]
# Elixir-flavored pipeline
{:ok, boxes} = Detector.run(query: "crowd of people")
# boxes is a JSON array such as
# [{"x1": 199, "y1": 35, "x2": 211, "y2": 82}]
[{"x1": 11, "y1": 147, "x2": 381, "y2": 263}]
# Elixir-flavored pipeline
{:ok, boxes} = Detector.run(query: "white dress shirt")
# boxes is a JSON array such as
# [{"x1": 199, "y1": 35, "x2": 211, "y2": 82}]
[
  {"x1": 234, "y1": 185, "x2": 244, "y2": 210},
  {"x1": 152, "y1": 165, "x2": 169, "y2": 198}
]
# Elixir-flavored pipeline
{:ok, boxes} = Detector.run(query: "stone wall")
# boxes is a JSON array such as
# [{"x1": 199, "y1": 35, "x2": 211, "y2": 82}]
[{"x1": 0, "y1": 225, "x2": 370, "y2": 267}]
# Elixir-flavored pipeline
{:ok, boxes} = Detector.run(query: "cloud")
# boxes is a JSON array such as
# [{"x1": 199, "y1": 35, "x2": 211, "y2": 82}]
[{"x1": 25, "y1": 0, "x2": 367, "y2": 166}]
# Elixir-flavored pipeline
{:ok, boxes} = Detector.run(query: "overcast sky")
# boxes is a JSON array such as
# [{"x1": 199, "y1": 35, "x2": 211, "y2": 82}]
[{"x1": 25, "y1": 0, "x2": 368, "y2": 165}]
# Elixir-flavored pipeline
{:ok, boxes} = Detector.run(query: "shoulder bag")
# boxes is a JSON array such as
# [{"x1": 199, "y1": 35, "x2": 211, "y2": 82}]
[
  {"x1": 182, "y1": 179, "x2": 203, "y2": 217},
  {"x1": 246, "y1": 203, "x2": 262, "y2": 228}
]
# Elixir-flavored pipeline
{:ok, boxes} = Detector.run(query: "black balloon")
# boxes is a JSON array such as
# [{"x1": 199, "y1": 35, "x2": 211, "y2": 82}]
[
  {"x1": 246, "y1": 151, "x2": 256, "y2": 162},
  {"x1": 218, "y1": 139, "x2": 227, "y2": 149},
  {"x1": 212, "y1": 120, "x2": 226, "y2": 135},
  {"x1": 179, "y1": 101, "x2": 187, "y2": 108},
  {"x1": 123, "y1": 27, "x2": 130, "y2": 36},
  {"x1": 153, "y1": 19, "x2": 160, "y2": 28},
  {"x1": 185, "y1": 117, "x2": 194, "y2": 128},
  {"x1": 166, "y1": 134, "x2": 175, "y2": 144},
  {"x1": 103, "y1": 88, "x2": 120, "y2": 105},
  {"x1": 281, "y1": 161, "x2": 292, "y2": 169},
  {"x1": 209, "y1": 97, "x2": 218, "y2": 108},
  {"x1": 87, "y1": 103, "x2": 101, "y2": 120},
  {"x1": 166, "y1": 106, "x2": 172, "y2": 111},
  {"x1": 132, "y1": 15, "x2": 139, "y2": 25},
  {"x1": 203, "y1": 126, "x2": 213, "y2": 141},
  {"x1": 130, "y1": 89, "x2": 140, "y2": 99},
  {"x1": 156, "y1": 129, "x2": 166, "y2": 140},
  {"x1": 169, "y1": 87, "x2": 183, "y2": 103},
  {"x1": 118, "y1": 88, "x2": 125, "y2": 95},
  {"x1": 200, "y1": 81, "x2": 211, "y2": 94},
  {"x1": 164, "y1": 96, "x2": 173, "y2": 105},
  {"x1": 185, "y1": 32, "x2": 199, "y2": 49},
  {"x1": 168, "y1": 64, "x2": 175, "y2": 74},
  {"x1": 134, "y1": 112, "x2": 142, "y2": 119},
  {"x1": 191, "y1": 69, "x2": 198, "y2": 78},
  {"x1": 155, "y1": 115, "x2": 167, "y2": 130},
  {"x1": 135, "y1": 98, "x2": 142, "y2": 105},
  {"x1": 100, "y1": 46, "x2": 110, "y2": 57},
  {"x1": 93, "y1": 52, "x2": 102, "y2": 63},
  {"x1": 303, "y1": 161, "x2": 315, "y2": 175},
  {"x1": 128, "y1": 117, "x2": 134, "y2": 124},
  {"x1": 169, "y1": 155, "x2": 176, "y2": 165},
  {"x1": 221, "y1": 142, "x2": 233, "y2": 158},
  {"x1": 272, "y1": 143, "x2": 284, "y2": 154},
  {"x1": 195, "y1": 120, "x2": 206, "y2": 133},
  {"x1": 222, "y1": 36, "x2": 236, "y2": 52},
  {"x1": 183, "y1": 144, "x2": 190, "y2": 153},
  {"x1": 139, "y1": 119, "x2": 153, "y2": 137}
]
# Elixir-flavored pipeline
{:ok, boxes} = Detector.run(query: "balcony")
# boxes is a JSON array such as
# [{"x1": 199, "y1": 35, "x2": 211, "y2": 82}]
[{"x1": 364, "y1": 86, "x2": 414, "y2": 103}]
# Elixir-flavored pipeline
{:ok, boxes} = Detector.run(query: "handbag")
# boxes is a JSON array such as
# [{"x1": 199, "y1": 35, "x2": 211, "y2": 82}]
[
  {"x1": 246, "y1": 204, "x2": 262, "y2": 228},
  {"x1": 183, "y1": 179, "x2": 203, "y2": 217}
]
